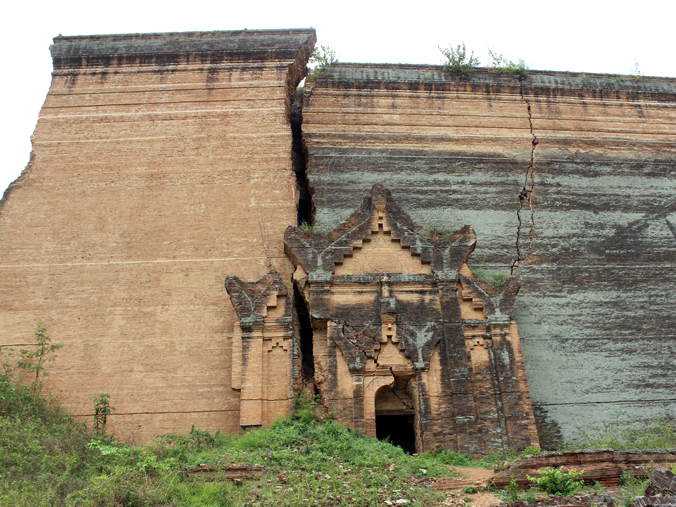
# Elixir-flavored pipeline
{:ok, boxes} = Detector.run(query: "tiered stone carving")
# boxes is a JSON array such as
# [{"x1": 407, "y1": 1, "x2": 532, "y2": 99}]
[{"x1": 284, "y1": 183, "x2": 539, "y2": 453}]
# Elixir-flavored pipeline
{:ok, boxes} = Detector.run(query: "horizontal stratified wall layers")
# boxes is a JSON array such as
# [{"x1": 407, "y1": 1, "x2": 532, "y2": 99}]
[
  {"x1": 302, "y1": 64, "x2": 676, "y2": 441},
  {"x1": 0, "y1": 29, "x2": 315, "y2": 441}
]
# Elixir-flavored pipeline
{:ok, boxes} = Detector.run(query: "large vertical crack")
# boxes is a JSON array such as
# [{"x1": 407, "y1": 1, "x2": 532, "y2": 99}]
[
  {"x1": 290, "y1": 83, "x2": 316, "y2": 388},
  {"x1": 511, "y1": 76, "x2": 538, "y2": 274},
  {"x1": 291, "y1": 88, "x2": 314, "y2": 226}
]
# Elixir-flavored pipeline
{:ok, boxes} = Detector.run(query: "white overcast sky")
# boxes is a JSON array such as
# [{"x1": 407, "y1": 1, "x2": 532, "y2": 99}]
[{"x1": 1, "y1": 0, "x2": 674, "y2": 195}]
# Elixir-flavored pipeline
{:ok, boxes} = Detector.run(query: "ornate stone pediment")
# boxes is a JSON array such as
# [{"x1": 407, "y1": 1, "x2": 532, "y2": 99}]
[{"x1": 284, "y1": 183, "x2": 477, "y2": 282}]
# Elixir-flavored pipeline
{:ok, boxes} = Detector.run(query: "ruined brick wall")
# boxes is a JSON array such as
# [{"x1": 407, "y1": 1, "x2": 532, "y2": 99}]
[
  {"x1": 301, "y1": 64, "x2": 676, "y2": 442},
  {"x1": 3, "y1": 38, "x2": 674, "y2": 447},
  {"x1": 0, "y1": 29, "x2": 315, "y2": 442}
]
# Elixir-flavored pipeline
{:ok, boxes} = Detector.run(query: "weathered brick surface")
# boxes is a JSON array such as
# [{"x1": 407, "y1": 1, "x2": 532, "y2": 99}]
[
  {"x1": 633, "y1": 498, "x2": 676, "y2": 507},
  {"x1": 302, "y1": 64, "x2": 676, "y2": 441},
  {"x1": 4, "y1": 34, "x2": 675, "y2": 447},
  {"x1": 0, "y1": 29, "x2": 315, "y2": 441},
  {"x1": 645, "y1": 468, "x2": 676, "y2": 497}
]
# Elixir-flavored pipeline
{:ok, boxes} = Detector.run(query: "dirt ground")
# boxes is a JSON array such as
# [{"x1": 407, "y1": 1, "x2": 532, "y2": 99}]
[{"x1": 432, "y1": 466, "x2": 502, "y2": 507}]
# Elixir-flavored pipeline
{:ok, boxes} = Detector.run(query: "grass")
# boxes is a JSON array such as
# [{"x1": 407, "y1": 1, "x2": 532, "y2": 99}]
[
  {"x1": 468, "y1": 261, "x2": 509, "y2": 288},
  {"x1": 569, "y1": 413, "x2": 676, "y2": 450},
  {"x1": 4, "y1": 329, "x2": 675, "y2": 506},
  {"x1": 429, "y1": 445, "x2": 542, "y2": 470},
  {"x1": 617, "y1": 472, "x2": 651, "y2": 507},
  {"x1": 424, "y1": 224, "x2": 460, "y2": 238},
  {"x1": 300, "y1": 221, "x2": 329, "y2": 236},
  {"x1": 0, "y1": 366, "x2": 457, "y2": 506},
  {"x1": 488, "y1": 49, "x2": 529, "y2": 78}
]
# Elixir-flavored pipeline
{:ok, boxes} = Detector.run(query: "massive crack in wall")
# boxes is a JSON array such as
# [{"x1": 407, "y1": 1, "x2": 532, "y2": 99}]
[
  {"x1": 301, "y1": 64, "x2": 676, "y2": 443},
  {"x1": 0, "y1": 29, "x2": 315, "y2": 442}
]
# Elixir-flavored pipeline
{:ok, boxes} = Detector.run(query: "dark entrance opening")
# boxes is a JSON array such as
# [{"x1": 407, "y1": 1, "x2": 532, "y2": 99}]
[{"x1": 376, "y1": 414, "x2": 416, "y2": 454}]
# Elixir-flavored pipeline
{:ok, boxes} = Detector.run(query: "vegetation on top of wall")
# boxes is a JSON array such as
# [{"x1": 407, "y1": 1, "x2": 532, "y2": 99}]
[
  {"x1": 439, "y1": 42, "x2": 480, "y2": 78},
  {"x1": 300, "y1": 221, "x2": 330, "y2": 236},
  {"x1": 305, "y1": 44, "x2": 338, "y2": 88},
  {"x1": 468, "y1": 260, "x2": 509, "y2": 288},
  {"x1": 423, "y1": 224, "x2": 461, "y2": 238},
  {"x1": 488, "y1": 49, "x2": 530, "y2": 78}
]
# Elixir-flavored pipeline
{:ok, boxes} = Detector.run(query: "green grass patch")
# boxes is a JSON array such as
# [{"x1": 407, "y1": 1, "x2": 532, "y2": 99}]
[
  {"x1": 428, "y1": 445, "x2": 542, "y2": 470},
  {"x1": 0, "y1": 370, "x2": 457, "y2": 506},
  {"x1": 569, "y1": 413, "x2": 676, "y2": 450}
]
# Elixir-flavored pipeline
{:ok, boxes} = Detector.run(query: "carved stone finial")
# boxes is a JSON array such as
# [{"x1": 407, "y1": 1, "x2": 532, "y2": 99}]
[{"x1": 225, "y1": 269, "x2": 292, "y2": 321}]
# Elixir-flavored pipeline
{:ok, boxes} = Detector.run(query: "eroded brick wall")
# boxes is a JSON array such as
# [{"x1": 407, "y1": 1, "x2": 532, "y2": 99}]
[
  {"x1": 301, "y1": 64, "x2": 676, "y2": 443},
  {"x1": 0, "y1": 29, "x2": 315, "y2": 442}
]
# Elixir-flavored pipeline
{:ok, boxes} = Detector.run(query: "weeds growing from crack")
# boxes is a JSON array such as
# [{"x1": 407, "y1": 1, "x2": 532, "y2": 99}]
[
  {"x1": 469, "y1": 258, "x2": 509, "y2": 287},
  {"x1": 300, "y1": 221, "x2": 329, "y2": 236}
]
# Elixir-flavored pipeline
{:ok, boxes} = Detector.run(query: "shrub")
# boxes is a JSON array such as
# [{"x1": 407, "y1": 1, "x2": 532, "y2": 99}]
[
  {"x1": 306, "y1": 45, "x2": 338, "y2": 88},
  {"x1": 528, "y1": 467, "x2": 584, "y2": 496},
  {"x1": 91, "y1": 393, "x2": 115, "y2": 437},
  {"x1": 440, "y1": 43, "x2": 480, "y2": 78},
  {"x1": 291, "y1": 389, "x2": 322, "y2": 422},
  {"x1": 299, "y1": 221, "x2": 328, "y2": 236},
  {"x1": 1, "y1": 321, "x2": 62, "y2": 396},
  {"x1": 505, "y1": 476, "x2": 520, "y2": 503},
  {"x1": 488, "y1": 49, "x2": 529, "y2": 78},
  {"x1": 469, "y1": 260, "x2": 509, "y2": 288},
  {"x1": 618, "y1": 472, "x2": 650, "y2": 507}
]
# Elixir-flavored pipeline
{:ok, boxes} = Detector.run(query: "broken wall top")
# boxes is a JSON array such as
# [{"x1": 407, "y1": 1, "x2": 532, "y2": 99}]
[
  {"x1": 311, "y1": 63, "x2": 676, "y2": 99},
  {"x1": 50, "y1": 28, "x2": 317, "y2": 70}
]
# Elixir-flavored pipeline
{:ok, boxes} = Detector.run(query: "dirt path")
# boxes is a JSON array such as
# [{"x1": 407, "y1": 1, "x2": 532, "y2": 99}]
[{"x1": 431, "y1": 466, "x2": 502, "y2": 507}]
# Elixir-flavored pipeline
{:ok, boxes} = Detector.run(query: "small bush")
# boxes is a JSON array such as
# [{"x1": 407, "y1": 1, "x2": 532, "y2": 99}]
[
  {"x1": 469, "y1": 260, "x2": 509, "y2": 288},
  {"x1": 504, "y1": 476, "x2": 520, "y2": 503},
  {"x1": 488, "y1": 49, "x2": 529, "y2": 78},
  {"x1": 91, "y1": 393, "x2": 115, "y2": 436},
  {"x1": 299, "y1": 221, "x2": 328, "y2": 236},
  {"x1": 440, "y1": 42, "x2": 480, "y2": 78},
  {"x1": 291, "y1": 389, "x2": 322, "y2": 423},
  {"x1": 528, "y1": 467, "x2": 584, "y2": 496},
  {"x1": 429, "y1": 446, "x2": 476, "y2": 467},
  {"x1": 306, "y1": 45, "x2": 338, "y2": 88}
]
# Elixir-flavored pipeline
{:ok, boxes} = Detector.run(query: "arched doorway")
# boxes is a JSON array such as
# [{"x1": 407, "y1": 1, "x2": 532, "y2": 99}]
[{"x1": 374, "y1": 384, "x2": 416, "y2": 454}]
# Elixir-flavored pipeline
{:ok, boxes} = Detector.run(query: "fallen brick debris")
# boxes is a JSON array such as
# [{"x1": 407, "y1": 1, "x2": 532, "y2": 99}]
[
  {"x1": 631, "y1": 467, "x2": 676, "y2": 507},
  {"x1": 491, "y1": 450, "x2": 676, "y2": 488},
  {"x1": 488, "y1": 493, "x2": 614, "y2": 507},
  {"x1": 644, "y1": 468, "x2": 676, "y2": 497}
]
